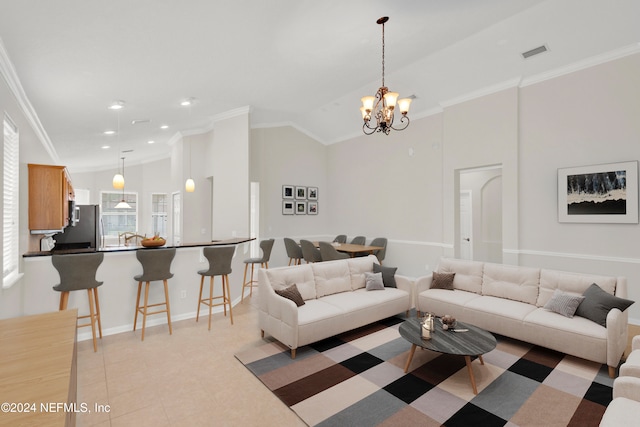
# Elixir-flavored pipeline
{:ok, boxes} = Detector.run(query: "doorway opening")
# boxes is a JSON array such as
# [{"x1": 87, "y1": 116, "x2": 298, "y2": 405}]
[{"x1": 457, "y1": 165, "x2": 503, "y2": 263}]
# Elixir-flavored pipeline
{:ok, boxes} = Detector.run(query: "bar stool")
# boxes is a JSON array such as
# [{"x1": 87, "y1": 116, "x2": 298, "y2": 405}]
[
  {"x1": 241, "y1": 239, "x2": 274, "y2": 301},
  {"x1": 197, "y1": 246, "x2": 235, "y2": 330},
  {"x1": 52, "y1": 252, "x2": 104, "y2": 352},
  {"x1": 133, "y1": 248, "x2": 176, "y2": 341}
]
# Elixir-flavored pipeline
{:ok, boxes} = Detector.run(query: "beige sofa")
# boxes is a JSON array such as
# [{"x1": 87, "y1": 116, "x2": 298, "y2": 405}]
[
  {"x1": 416, "y1": 258, "x2": 630, "y2": 377},
  {"x1": 258, "y1": 255, "x2": 412, "y2": 357}
]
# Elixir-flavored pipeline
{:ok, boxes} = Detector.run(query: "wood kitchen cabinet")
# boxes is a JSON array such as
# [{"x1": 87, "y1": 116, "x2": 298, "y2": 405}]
[{"x1": 28, "y1": 163, "x2": 75, "y2": 232}]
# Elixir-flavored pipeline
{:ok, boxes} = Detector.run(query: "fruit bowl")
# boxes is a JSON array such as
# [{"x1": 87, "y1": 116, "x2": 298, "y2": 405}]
[{"x1": 141, "y1": 237, "x2": 166, "y2": 248}]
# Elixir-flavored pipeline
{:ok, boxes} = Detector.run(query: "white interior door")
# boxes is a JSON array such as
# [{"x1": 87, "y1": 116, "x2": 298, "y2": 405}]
[{"x1": 460, "y1": 190, "x2": 472, "y2": 260}]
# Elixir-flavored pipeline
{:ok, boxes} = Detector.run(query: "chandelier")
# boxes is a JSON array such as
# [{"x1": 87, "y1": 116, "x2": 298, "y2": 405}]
[{"x1": 360, "y1": 17, "x2": 412, "y2": 135}]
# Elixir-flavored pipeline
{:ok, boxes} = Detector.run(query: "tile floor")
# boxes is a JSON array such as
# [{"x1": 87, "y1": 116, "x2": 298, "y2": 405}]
[
  {"x1": 76, "y1": 296, "x2": 306, "y2": 426},
  {"x1": 75, "y1": 296, "x2": 640, "y2": 426}
]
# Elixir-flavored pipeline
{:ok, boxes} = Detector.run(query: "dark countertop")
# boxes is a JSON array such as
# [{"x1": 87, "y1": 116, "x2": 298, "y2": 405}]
[{"x1": 23, "y1": 237, "x2": 255, "y2": 257}]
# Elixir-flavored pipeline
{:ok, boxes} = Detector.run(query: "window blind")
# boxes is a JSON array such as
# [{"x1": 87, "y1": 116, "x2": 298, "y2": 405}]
[{"x1": 3, "y1": 115, "x2": 19, "y2": 282}]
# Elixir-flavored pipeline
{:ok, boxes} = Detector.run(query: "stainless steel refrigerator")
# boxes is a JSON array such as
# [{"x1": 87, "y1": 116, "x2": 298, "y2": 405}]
[{"x1": 53, "y1": 204, "x2": 101, "y2": 250}]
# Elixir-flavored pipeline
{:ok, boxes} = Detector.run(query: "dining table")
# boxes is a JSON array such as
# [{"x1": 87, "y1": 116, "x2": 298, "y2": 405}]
[{"x1": 313, "y1": 241, "x2": 383, "y2": 257}]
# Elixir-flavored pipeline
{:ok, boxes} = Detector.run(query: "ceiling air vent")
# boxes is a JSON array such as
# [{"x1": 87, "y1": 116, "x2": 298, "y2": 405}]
[{"x1": 522, "y1": 45, "x2": 548, "y2": 59}]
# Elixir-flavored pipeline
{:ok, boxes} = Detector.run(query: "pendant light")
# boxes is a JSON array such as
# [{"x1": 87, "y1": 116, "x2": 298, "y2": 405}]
[
  {"x1": 111, "y1": 103, "x2": 125, "y2": 189},
  {"x1": 183, "y1": 98, "x2": 195, "y2": 192},
  {"x1": 114, "y1": 157, "x2": 131, "y2": 209}
]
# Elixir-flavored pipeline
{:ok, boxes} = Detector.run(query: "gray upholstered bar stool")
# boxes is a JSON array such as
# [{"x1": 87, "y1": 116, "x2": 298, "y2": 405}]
[
  {"x1": 197, "y1": 246, "x2": 235, "y2": 330},
  {"x1": 52, "y1": 252, "x2": 104, "y2": 352},
  {"x1": 241, "y1": 238, "x2": 275, "y2": 301},
  {"x1": 133, "y1": 248, "x2": 176, "y2": 341}
]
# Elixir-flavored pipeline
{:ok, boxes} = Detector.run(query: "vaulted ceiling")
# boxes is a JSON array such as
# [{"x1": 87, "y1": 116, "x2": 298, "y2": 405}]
[{"x1": 1, "y1": 0, "x2": 638, "y2": 171}]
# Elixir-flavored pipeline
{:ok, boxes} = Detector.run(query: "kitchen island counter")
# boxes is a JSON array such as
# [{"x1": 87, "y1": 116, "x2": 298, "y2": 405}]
[{"x1": 23, "y1": 237, "x2": 254, "y2": 257}]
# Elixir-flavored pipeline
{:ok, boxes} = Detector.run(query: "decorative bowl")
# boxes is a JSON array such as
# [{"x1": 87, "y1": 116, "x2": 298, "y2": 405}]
[{"x1": 141, "y1": 238, "x2": 166, "y2": 248}]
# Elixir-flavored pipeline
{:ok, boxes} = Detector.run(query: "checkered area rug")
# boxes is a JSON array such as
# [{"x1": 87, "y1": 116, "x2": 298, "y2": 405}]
[{"x1": 235, "y1": 315, "x2": 614, "y2": 426}]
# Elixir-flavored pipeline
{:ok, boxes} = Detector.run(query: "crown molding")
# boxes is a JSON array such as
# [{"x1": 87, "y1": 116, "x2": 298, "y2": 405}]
[
  {"x1": 0, "y1": 38, "x2": 59, "y2": 163},
  {"x1": 212, "y1": 105, "x2": 251, "y2": 123},
  {"x1": 440, "y1": 77, "x2": 522, "y2": 109},
  {"x1": 251, "y1": 120, "x2": 327, "y2": 145}
]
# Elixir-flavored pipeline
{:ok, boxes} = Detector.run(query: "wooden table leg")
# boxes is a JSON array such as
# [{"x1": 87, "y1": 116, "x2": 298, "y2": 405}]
[
  {"x1": 404, "y1": 344, "x2": 417, "y2": 373},
  {"x1": 478, "y1": 355, "x2": 484, "y2": 365},
  {"x1": 464, "y1": 355, "x2": 478, "y2": 395}
]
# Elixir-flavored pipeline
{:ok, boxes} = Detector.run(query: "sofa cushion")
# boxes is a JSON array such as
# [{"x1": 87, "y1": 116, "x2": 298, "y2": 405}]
[
  {"x1": 430, "y1": 272, "x2": 455, "y2": 290},
  {"x1": 275, "y1": 284, "x2": 305, "y2": 307},
  {"x1": 348, "y1": 255, "x2": 378, "y2": 290},
  {"x1": 436, "y1": 257, "x2": 484, "y2": 294},
  {"x1": 365, "y1": 272, "x2": 384, "y2": 291},
  {"x1": 312, "y1": 260, "x2": 352, "y2": 297},
  {"x1": 575, "y1": 283, "x2": 634, "y2": 327},
  {"x1": 266, "y1": 264, "x2": 316, "y2": 300},
  {"x1": 543, "y1": 289, "x2": 584, "y2": 318},
  {"x1": 373, "y1": 263, "x2": 397, "y2": 288},
  {"x1": 537, "y1": 269, "x2": 617, "y2": 307},
  {"x1": 482, "y1": 263, "x2": 540, "y2": 305}
]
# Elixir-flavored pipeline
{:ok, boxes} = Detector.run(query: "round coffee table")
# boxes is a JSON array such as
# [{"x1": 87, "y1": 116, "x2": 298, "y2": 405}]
[{"x1": 399, "y1": 317, "x2": 496, "y2": 394}]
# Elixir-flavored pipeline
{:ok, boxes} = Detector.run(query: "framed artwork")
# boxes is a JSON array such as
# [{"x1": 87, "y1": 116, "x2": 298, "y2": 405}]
[
  {"x1": 307, "y1": 187, "x2": 318, "y2": 200},
  {"x1": 296, "y1": 186, "x2": 307, "y2": 200},
  {"x1": 282, "y1": 185, "x2": 294, "y2": 199},
  {"x1": 282, "y1": 200, "x2": 294, "y2": 215},
  {"x1": 295, "y1": 201, "x2": 307, "y2": 215},
  {"x1": 307, "y1": 201, "x2": 318, "y2": 215},
  {"x1": 558, "y1": 161, "x2": 638, "y2": 223}
]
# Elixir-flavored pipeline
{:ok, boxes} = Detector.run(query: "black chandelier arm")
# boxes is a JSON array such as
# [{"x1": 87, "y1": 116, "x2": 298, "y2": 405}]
[
  {"x1": 362, "y1": 121, "x2": 378, "y2": 135},
  {"x1": 390, "y1": 115, "x2": 410, "y2": 131}
]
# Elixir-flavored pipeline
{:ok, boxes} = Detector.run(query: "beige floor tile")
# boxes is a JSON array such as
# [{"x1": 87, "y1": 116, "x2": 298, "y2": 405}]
[{"x1": 110, "y1": 403, "x2": 170, "y2": 427}]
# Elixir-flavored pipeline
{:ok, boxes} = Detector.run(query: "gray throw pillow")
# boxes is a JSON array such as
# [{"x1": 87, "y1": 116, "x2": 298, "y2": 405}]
[
  {"x1": 275, "y1": 284, "x2": 305, "y2": 307},
  {"x1": 574, "y1": 283, "x2": 634, "y2": 327},
  {"x1": 365, "y1": 272, "x2": 385, "y2": 291},
  {"x1": 543, "y1": 289, "x2": 584, "y2": 318},
  {"x1": 373, "y1": 263, "x2": 397, "y2": 288},
  {"x1": 431, "y1": 272, "x2": 455, "y2": 290}
]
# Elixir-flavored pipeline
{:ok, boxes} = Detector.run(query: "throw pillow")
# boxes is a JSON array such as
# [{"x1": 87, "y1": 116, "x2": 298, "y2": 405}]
[
  {"x1": 373, "y1": 263, "x2": 397, "y2": 288},
  {"x1": 274, "y1": 284, "x2": 305, "y2": 307},
  {"x1": 365, "y1": 272, "x2": 385, "y2": 291},
  {"x1": 575, "y1": 283, "x2": 634, "y2": 327},
  {"x1": 543, "y1": 289, "x2": 584, "y2": 318},
  {"x1": 430, "y1": 272, "x2": 455, "y2": 290}
]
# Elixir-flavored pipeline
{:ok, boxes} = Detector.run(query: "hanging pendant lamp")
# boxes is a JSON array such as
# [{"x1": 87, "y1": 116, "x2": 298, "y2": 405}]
[{"x1": 114, "y1": 157, "x2": 131, "y2": 209}]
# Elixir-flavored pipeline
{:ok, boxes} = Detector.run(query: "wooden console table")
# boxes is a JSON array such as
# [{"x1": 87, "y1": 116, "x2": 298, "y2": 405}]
[{"x1": 0, "y1": 309, "x2": 78, "y2": 427}]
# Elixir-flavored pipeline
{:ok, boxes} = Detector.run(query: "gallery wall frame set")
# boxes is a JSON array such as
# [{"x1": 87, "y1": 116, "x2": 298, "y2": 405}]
[
  {"x1": 557, "y1": 160, "x2": 638, "y2": 223},
  {"x1": 282, "y1": 185, "x2": 318, "y2": 215}
]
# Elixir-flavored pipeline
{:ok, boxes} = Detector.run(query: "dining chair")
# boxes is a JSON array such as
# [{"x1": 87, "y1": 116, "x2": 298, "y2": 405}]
[
  {"x1": 300, "y1": 239, "x2": 322, "y2": 263},
  {"x1": 284, "y1": 237, "x2": 303, "y2": 266},
  {"x1": 52, "y1": 252, "x2": 104, "y2": 352},
  {"x1": 369, "y1": 237, "x2": 388, "y2": 263},
  {"x1": 242, "y1": 238, "x2": 275, "y2": 301},
  {"x1": 350, "y1": 236, "x2": 366, "y2": 245},
  {"x1": 319, "y1": 241, "x2": 350, "y2": 261},
  {"x1": 333, "y1": 234, "x2": 347, "y2": 244}
]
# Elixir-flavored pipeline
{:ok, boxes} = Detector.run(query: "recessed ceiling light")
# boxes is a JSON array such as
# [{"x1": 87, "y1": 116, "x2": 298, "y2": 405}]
[
  {"x1": 102, "y1": 145, "x2": 110, "y2": 149},
  {"x1": 147, "y1": 140, "x2": 155, "y2": 144},
  {"x1": 108, "y1": 100, "x2": 125, "y2": 110},
  {"x1": 180, "y1": 97, "x2": 195, "y2": 106},
  {"x1": 160, "y1": 125, "x2": 169, "y2": 129},
  {"x1": 103, "y1": 130, "x2": 116, "y2": 135}
]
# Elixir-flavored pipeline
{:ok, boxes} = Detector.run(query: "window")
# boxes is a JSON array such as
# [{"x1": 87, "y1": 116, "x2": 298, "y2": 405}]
[
  {"x1": 101, "y1": 191, "x2": 138, "y2": 238},
  {"x1": 151, "y1": 193, "x2": 168, "y2": 237},
  {"x1": 3, "y1": 115, "x2": 21, "y2": 288}
]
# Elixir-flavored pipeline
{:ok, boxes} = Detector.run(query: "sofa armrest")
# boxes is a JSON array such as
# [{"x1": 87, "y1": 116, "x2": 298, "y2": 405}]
[
  {"x1": 633, "y1": 335, "x2": 640, "y2": 352},
  {"x1": 414, "y1": 274, "x2": 433, "y2": 312},
  {"x1": 395, "y1": 275, "x2": 414, "y2": 309},
  {"x1": 607, "y1": 307, "x2": 629, "y2": 369},
  {"x1": 258, "y1": 269, "x2": 299, "y2": 328},
  {"x1": 613, "y1": 376, "x2": 640, "y2": 401}
]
